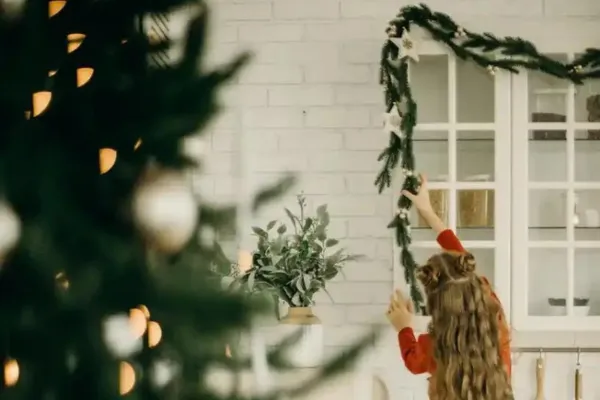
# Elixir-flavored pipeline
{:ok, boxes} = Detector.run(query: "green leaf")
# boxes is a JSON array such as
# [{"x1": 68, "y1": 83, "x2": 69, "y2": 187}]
[
  {"x1": 291, "y1": 292, "x2": 302, "y2": 306},
  {"x1": 302, "y1": 274, "x2": 312, "y2": 291},
  {"x1": 294, "y1": 277, "x2": 305, "y2": 293},
  {"x1": 252, "y1": 226, "x2": 268, "y2": 238},
  {"x1": 277, "y1": 224, "x2": 287, "y2": 235},
  {"x1": 325, "y1": 238, "x2": 339, "y2": 247},
  {"x1": 266, "y1": 220, "x2": 277, "y2": 230},
  {"x1": 316, "y1": 204, "x2": 328, "y2": 218},
  {"x1": 248, "y1": 271, "x2": 256, "y2": 290},
  {"x1": 302, "y1": 217, "x2": 313, "y2": 232},
  {"x1": 284, "y1": 208, "x2": 299, "y2": 229}
]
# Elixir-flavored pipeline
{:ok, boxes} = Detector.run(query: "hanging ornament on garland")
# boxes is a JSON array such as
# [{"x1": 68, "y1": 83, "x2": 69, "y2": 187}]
[
  {"x1": 0, "y1": 201, "x2": 21, "y2": 261},
  {"x1": 383, "y1": 103, "x2": 404, "y2": 139},
  {"x1": 389, "y1": 29, "x2": 419, "y2": 62},
  {"x1": 132, "y1": 167, "x2": 198, "y2": 254}
]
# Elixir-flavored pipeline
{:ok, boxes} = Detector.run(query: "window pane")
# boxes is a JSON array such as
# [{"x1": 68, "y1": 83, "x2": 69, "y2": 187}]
[
  {"x1": 529, "y1": 189, "x2": 567, "y2": 241},
  {"x1": 411, "y1": 55, "x2": 448, "y2": 123},
  {"x1": 528, "y1": 248, "x2": 567, "y2": 316}
]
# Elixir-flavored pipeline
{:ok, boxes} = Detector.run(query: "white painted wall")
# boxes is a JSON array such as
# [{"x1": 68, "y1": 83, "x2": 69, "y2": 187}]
[{"x1": 184, "y1": 0, "x2": 600, "y2": 398}]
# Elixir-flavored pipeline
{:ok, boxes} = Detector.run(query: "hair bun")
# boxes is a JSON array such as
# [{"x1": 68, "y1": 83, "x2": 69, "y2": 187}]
[
  {"x1": 457, "y1": 252, "x2": 476, "y2": 274},
  {"x1": 417, "y1": 264, "x2": 440, "y2": 288}
]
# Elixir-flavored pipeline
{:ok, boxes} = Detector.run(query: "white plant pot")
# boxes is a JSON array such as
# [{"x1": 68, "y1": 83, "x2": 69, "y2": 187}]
[{"x1": 279, "y1": 307, "x2": 324, "y2": 368}]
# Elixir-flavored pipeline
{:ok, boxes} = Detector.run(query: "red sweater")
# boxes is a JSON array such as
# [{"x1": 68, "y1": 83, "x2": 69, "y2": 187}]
[{"x1": 398, "y1": 229, "x2": 511, "y2": 377}]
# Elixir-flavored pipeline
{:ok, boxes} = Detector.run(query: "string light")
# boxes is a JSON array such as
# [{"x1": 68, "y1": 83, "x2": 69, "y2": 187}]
[
  {"x1": 129, "y1": 307, "x2": 147, "y2": 338},
  {"x1": 24, "y1": 111, "x2": 31, "y2": 120},
  {"x1": 76, "y1": 68, "x2": 94, "y2": 87},
  {"x1": 134, "y1": 139, "x2": 142, "y2": 150},
  {"x1": 129, "y1": 306, "x2": 162, "y2": 347},
  {"x1": 99, "y1": 148, "x2": 117, "y2": 174},
  {"x1": 147, "y1": 321, "x2": 162, "y2": 348},
  {"x1": 4, "y1": 359, "x2": 19, "y2": 387},
  {"x1": 32, "y1": 91, "x2": 52, "y2": 117},
  {"x1": 67, "y1": 33, "x2": 85, "y2": 53},
  {"x1": 119, "y1": 361, "x2": 135, "y2": 395},
  {"x1": 48, "y1": 70, "x2": 57, "y2": 77},
  {"x1": 48, "y1": 1, "x2": 66, "y2": 17}
]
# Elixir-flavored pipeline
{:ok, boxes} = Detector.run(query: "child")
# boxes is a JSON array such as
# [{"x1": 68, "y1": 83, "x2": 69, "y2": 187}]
[{"x1": 386, "y1": 174, "x2": 512, "y2": 400}]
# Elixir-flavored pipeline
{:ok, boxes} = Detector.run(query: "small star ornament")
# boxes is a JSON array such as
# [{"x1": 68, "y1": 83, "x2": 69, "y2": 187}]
[
  {"x1": 389, "y1": 29, "x2": 419, "y2": 62},
  {"x1": 383, "y1": 105, "x2": 403, "y2": 138}
]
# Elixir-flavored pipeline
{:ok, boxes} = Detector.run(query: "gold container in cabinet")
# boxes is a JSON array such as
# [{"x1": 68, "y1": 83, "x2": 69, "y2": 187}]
[
  {"x1": 458, "y1": 189, "x2": 494, "y2": 228},
  {"x1": 417, "y1": 189, "x2": 447, "y2": 228}
]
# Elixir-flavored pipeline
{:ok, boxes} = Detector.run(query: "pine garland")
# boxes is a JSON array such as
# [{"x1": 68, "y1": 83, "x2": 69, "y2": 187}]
[{"x1": 377, "y1": 3, "x2": 600, "y2": 312}]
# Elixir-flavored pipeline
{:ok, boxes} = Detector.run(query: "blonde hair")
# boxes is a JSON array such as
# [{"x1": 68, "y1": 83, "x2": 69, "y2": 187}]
[{"x1": 417, "y1": 251, "x2": 513, "y2": 400}]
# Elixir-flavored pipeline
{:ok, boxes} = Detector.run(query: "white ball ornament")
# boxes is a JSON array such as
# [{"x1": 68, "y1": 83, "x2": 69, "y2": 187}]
[
  {"x1": 0, "y1": 201, "x2": 21, "y2": 258},
  {"x1": 132, "y1": 169, "x2": 198, "y2": 253}
]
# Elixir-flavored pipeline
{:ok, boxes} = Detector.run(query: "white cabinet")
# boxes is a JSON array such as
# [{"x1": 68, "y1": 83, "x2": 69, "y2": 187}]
[
  {"x1": 392, "y1": 41, "x2": 600, "y2": 332},
  {"x1": 512, "y1": 50, "x2": 600, "y2": 331}
]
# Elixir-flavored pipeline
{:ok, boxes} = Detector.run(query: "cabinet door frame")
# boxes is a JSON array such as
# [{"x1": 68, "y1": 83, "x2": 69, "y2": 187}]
[
  {"x1": 391, "y1": 40, "x2": 512, "y2": 331},
  {"x1": 510, "y1": 38, "x2": 600, "y2": 331}
]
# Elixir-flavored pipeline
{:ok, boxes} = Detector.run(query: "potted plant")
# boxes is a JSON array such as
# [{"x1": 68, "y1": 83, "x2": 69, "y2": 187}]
[{"x1": 235, "y1": 194, "x2": 361, "y2": 367}]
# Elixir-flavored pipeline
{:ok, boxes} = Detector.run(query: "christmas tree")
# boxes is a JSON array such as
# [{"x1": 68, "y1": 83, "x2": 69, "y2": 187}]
[{"x1": 0, "y1": 1, "x2": 375, "y2": 399}]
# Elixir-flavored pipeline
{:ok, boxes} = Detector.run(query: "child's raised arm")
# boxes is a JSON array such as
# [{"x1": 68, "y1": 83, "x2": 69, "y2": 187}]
[{"x1": 401, "y1": 174, "x2": 448, "y2": 235}]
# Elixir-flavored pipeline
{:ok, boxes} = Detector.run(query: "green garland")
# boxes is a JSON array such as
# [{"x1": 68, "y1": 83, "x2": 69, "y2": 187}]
[{"x1": 377, "y1": 3, "x2": 600, "y2": 312}]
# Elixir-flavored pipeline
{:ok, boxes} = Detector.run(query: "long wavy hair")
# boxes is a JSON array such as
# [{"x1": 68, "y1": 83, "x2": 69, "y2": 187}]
[{"x1": 417, "y1": 251, "x2": 513, "y2": 400}]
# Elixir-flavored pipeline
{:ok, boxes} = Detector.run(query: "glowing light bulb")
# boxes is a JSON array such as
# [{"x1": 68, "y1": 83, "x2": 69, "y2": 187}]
[
  {"x1": 67, "y1": 33, "x2": 85, "y2": 53},
  {"x1": 148, "y1": 321, "x2": 162, "y2": 348},
  {"x1": 134, "y1": 139, "x2": 142, "y2": 150},
  {"x1": 48, "y1": 1, "x2": 66, "y2": 17},
  {"x1": 99, "y1": 148, "x2": 117, "y2": 174},
  {"x1": 76, "y1": 68, "x2": 94, "y2": 87},
  {"x1": 4, "y1": 359, "x2": 19, "y2": 387},
  {"x1": 138, "y1": 305, "x2": 150, "y2": 319},
  {"x1": 33, "y1": 91, "x2": 52, "y2": 117},
  {"x1": 119, "y1": 361, "x2": 135, "y2": 395},
  {"x1": 129, "y1": 308, "x2": 148, "y2": 338}
]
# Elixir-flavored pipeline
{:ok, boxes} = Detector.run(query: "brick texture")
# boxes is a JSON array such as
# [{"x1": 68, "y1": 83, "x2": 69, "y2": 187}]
[{"x1": 184, "y1": 0, "x2": 600, "y2": 397}]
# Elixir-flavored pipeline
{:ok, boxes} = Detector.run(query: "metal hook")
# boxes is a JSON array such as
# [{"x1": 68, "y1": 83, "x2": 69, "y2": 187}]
[{"x1": 576, "y1": 347, "x2": 581, "y2": 367}]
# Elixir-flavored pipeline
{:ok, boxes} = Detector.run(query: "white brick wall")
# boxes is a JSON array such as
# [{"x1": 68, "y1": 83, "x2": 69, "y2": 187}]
[{"x1": 190, "y1": 0, "x2": 600, "y2": 397}]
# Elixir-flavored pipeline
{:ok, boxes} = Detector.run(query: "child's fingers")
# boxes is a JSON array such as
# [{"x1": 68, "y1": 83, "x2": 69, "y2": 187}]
[
  {"x1": 419, "y1": 173, "x2": 428, "y2": 187},
  {"x1": 395, "y1": 289, "x2": 406, "y2": 303},
  {"x1": 401, "y1": 190, "x2": 415, "y2": 201}
]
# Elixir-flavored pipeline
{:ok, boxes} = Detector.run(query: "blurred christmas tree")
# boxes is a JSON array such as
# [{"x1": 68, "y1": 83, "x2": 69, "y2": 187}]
[{"x1": 0, "y1": 1, "x2": 375, "y2": 399}]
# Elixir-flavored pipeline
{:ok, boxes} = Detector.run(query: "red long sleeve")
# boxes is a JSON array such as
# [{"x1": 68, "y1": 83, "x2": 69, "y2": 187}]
[
  {"x1": 436, "y1": 229, "x2": 465, "y2": 252},
  {"x1": 398, "y1": 328, "x2": 431, "y2": 374}
]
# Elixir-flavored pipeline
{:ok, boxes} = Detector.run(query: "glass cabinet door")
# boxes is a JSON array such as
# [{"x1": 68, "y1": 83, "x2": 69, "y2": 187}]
[
  {"x1": 512, "y1": 52, "x2": 600, "y2": 330},
  {"x1": 393, "y1": 49, "x2": 512, "y2": 325}
]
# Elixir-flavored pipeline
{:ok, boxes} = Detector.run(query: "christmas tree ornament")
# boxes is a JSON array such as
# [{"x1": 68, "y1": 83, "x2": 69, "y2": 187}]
[
  {"x1": 389, "y1": 29, "x2": 419, "y2": 62},
  {"x1": 132, "y1": 168, "x2": 198, "y2": 253},
  {"x1": 181, "y1": 136, "x2": 207, "y2": 161},
  {"x1": 383, "y1": 104, "x2": 403, "y2": 138},
  {"x1": 103, "y1": 314, "x2": 142, "y2": 357},
  {"x1": 151, "y1": 359, "x2": 178, "y2": 388},
  {"x1": 0, "y1": 201, "x2": 21, "y2": 258}
]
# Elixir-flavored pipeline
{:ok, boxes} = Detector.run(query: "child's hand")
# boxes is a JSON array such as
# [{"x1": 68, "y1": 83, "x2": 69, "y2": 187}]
[
  {"x1": 401, "y1": 173, "x2": 432, "y2": 214},
  {"x1": 386, "y1": 289, "x2": 413, "y2": 331}
]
